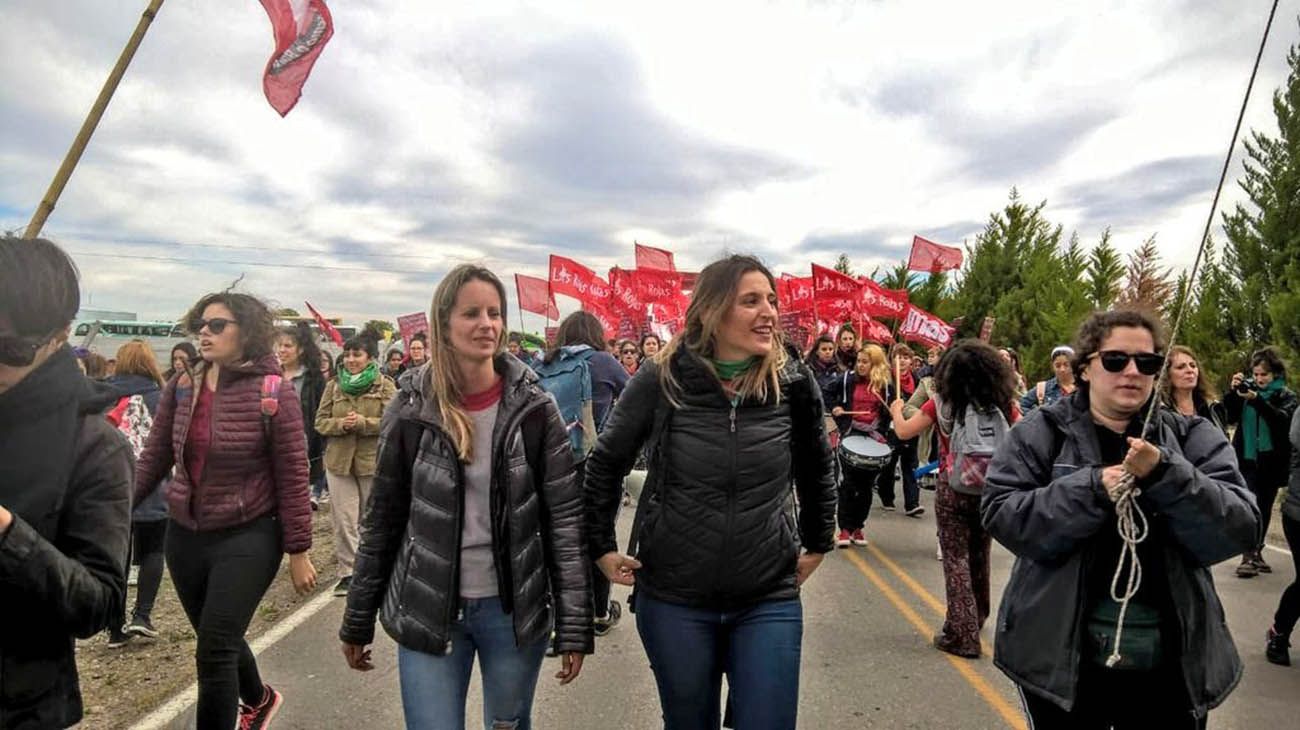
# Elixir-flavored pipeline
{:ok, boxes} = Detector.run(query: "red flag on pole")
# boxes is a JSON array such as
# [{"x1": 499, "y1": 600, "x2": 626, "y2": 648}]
[
  {"x1": 635, "y1": 243, "x2": 676, "y2": 271},
  {"x1": 608, "y1": 268, "x2": 646, "y2": 318},
  {"x1": 515, "y1": 274, "x2": 560, "y2": 320},
  {"x1": 898, "y1": 304, "x2": 956, "y2": 348},
  {"x1": 907, "y1": 236, "x2": 964, "y2": 273},
  {"x1": 549, "y1": 255, "x2": 603, "y2": 304},
  {"x1": 304, "y1": 300, "x2": 344, "y2": 348},
  {"x1": 858, "y1": 277, "x2": 909, "y2": 320},
  {"x1": 259, "y1": 0, "x2": 334, "y2": 117},
  {"x1": 584, "y1": 301, "x2": 621, "y2": 341},
  {"x1": 779, "y1": 274, "x2": 815, "y2": 314},
  {"x1": 632, "y1": 268, "x2": 685, "y2": 305}
]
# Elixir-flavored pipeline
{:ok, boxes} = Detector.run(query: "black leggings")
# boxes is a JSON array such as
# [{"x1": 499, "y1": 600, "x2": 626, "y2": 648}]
[
  {"x1": 1242, "y1": 455, "x2": 1286, "y2": 551},
  {"x1": 1019, "y1": 663, "x2": 1205, "y2": 729},
  {"x1": 838, "y1": 461, "x2": 877, "y2": 532},
  {"x1": 125, "y1": 520, "x2": 167, "y2": 623},
  {"x1": 166, "y1": 516, "x2": 282, "y2": 729},
  {"x1": 1274, "y1": 515, "x2": 1300, "y2": 637}
]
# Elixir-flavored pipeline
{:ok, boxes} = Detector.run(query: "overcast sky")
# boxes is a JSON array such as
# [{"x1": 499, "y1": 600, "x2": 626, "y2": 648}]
[{"x1": 2, "y1": 1, "x2": 1297, "y2": 326}]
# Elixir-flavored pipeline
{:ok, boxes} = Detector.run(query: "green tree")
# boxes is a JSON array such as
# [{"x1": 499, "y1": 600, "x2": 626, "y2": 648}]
[
  {"x1": 1222, "y1": 28, "x2": 1300, "y2": 356},
  {"x1": 834, "y1": 253, "x2": 854, "y2": 276},
  {"x1": 1086, "y1": 229, "x2": 1124, "y2": 309},
  {"x1": 362, "y1": 320, "x2": 395, "y2": 341}
]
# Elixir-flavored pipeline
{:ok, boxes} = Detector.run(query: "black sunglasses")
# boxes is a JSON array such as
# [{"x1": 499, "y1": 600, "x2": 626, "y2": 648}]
[
  {"x1": 193, "y1": 317, "x2": 237, "y2": 335},
  {"x1": 0, "y1": 333, "x2": 54, "y2": 367},
  {"x1": 621, "y1": 349, "x2": 638, "y2": 355},
  {"x1": 1092, "y1": 350, "x2": 1164, "y2": 376}
]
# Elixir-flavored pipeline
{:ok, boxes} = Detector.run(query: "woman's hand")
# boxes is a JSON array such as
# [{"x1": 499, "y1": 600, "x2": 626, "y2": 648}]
[
  {"x1": 831, "y1": 406, "x2": 845, "y2": 417},
  {"x1": 343, "y1": 411, "x2": 359, "y2": 431},
  {"x1": 596, "y1": 552, "x2": 642, "y2": 586},
  {"x1": 1100, "y1": 465, "x2": 1132, "y2": 502},
  {"x1": 555, "y1": 652, "x2": 584, "y2": 685},
  {"x1": 888, "y1": 399, "x2": 907, "y2": 418},
  {"x1": 1123, "y1": 438, "x2": 1162, "y2": 479},
  {"x1": 289, "y1": 552, "x2": 317, "y2": 595},
  {"x1": 342, "y1": 642, "x2": 374, "y2": 671},
  {"x1": 1230, "y1": 372, "x2": 1244, "y2": 390},
  {"x1": 796, "y1": 551, "x2": 825, "y2": 587}
]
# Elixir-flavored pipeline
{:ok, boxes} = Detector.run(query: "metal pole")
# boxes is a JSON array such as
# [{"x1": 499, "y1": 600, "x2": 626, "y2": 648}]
[{"x1": 23, "y1": 0, "x2": 166, "y2": 239}]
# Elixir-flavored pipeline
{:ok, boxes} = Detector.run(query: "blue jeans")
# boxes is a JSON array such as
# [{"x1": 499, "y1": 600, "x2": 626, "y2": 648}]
[
  {"x1": 397, "y1": 596, "x2": 547, "y2": 730},
  {"x1": 636, "y1": 594, "x2": 803, "y2": 730}
]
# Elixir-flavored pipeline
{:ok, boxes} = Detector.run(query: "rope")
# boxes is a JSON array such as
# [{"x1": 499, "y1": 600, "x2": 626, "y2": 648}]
[{"x1": 1103, "y1": 0, "x2": 1280, "y2": 668}]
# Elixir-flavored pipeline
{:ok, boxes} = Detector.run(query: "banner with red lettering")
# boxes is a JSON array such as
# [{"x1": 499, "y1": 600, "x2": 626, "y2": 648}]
[
  {"x1": 514, "y1": 274, "x2": 560, "y2": 320},
  {"x1": 635, "y1": 243, "x2": 676, "y2": 271},
  {"x1": 858, "y1": 277, "x2": 909, "y2": 320},
  {"x1": 779, "y1": 274, "x2": 815, "y2": 314},
  {"x1": 907, "y1": 235, "x2": 964, "y2": 273},
  {"x1": 898, "y1": 304, "x2": 956, "y2": 348},
  {"x1": 549, "y1": 255, "x2": 610, "y2": 307}
]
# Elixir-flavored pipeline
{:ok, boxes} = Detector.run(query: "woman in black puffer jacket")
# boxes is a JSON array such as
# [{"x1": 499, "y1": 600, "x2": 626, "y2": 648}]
[
  {"x1": 586, "y1": 254, "x2": 837, "y2": 730},
  {"x1": 339, "y1": 265, "x2": 591, "y2": 729}
]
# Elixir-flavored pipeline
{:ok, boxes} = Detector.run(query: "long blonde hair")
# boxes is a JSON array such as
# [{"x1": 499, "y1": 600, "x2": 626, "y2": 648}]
[
  {"x1": 858, "y1": 344, "x2": 891, "y2": 395},
  {"x1": 426, "y1": 264, "x2": 509, "y2": 461},
  {"x1": 657, "y1": 255, "x2": 787, "y2": 407}
]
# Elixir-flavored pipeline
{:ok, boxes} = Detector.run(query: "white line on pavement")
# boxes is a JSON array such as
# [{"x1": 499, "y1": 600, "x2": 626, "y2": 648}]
[
  {"x1": 1265, "y1": 543, "x2": 1292, "y2": 556},
  {"x1": 128, "y1": 588, "x2": 338, "y2": 730}
]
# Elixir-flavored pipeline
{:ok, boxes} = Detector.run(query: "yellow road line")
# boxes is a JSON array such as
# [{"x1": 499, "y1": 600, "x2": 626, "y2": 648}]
[
  {"x1": 865, "y1": 543, "x2": 994, "y2": 657},
  {"x1": 841, "y1": 550, "x2": 1027, "y2": 730}
]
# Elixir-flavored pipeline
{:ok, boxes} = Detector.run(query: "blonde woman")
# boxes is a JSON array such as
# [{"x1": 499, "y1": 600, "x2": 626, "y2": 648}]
[
  {"x1": 585, "y1": 254, "x2": 837, "y2": 729},
  {"x1": 1161, "y1": 345, "x2": 1226, "y2": 432},
  {"x1": 826, "y1": 344, "x2": 896, "y2": 545},
  {"x1": 340, "y1": 265, "x2": 590, "y2": 729},
  {"x1": 315, "y1": 334, "x2": 397, "y2": 596}
]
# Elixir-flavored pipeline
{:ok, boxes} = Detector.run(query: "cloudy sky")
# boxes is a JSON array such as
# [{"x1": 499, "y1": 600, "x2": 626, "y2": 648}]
[{"x1": 2, "y1": 0, "x2": 1297, "y2": 327}]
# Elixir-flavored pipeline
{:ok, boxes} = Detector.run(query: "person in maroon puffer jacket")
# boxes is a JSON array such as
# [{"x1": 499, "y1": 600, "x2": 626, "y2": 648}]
[{"x1": 135, "y1": 292, "x2": 316, "y2": 730}]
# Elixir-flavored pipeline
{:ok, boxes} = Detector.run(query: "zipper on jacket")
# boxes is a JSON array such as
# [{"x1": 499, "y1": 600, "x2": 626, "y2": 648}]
[
  {"x1": 713, "y1": 395, "x2": 741, "y2": 600},
  {"x1": 490, "y1": 399, "x2": 546, "y2": 613},
  {"x1": 446, "y1": 438, "x2": 467, "y2": 656}
]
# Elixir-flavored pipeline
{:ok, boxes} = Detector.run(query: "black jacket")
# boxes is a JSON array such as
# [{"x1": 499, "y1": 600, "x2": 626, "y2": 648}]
[
  {"x1": 294, "y1": 368, "x2": 327, "y2": 483},
  {"x1": 1224, "y1": 384, "x2": 1298, "y2": 477},
  {"x1": 0, "y1": 346, "x2": 133, "y2": 729},
  {"x1": 806, "y1": 357, "x2": 839, "y2": 409},
  {"x1": 981, "y1": 390, "x2": 1258, "y2": 715},
  {"x1": 585, "y1": 348, "x2": 837, "y2": 610},
  {"x1": 823, "y1": 370, "x2": 896, "y2": 436},
  {"x1": 339, "y1": 356, "x2": 593, "y2": 655},
  {"x1": 106, "y1": 374, "x2": 166, "y2": 522},
  {"x1": 1284, "y1": 408, "x2": 1300, "y2": 522}
]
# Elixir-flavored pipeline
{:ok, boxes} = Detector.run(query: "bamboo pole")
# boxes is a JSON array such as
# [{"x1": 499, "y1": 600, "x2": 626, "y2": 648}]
[{"x1": 23, "y1": 0, "x2": 166, "y2": 239}]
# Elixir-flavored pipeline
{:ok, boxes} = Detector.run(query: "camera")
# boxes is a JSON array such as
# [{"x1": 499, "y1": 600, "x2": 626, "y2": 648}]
[{"x1": 1234, "y1": 379, "x2": 1257, "y2": 395}]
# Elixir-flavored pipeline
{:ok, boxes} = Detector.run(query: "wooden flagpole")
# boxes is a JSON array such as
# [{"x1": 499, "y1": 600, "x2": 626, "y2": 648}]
[{"x1": 23, "y1": 0, "x2": 166, "y2": 239}]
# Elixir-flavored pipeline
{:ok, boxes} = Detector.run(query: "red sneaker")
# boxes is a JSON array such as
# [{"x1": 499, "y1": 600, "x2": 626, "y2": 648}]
[
  {"x1": 239, "y1": 684, "x2": 282, "y2": 730},
  {"x1": 835, "y1": 529, "x2": 851, "y2": 548},
  {"x1": 850, "y1": 529, "x2": 868, "y2": 546}
]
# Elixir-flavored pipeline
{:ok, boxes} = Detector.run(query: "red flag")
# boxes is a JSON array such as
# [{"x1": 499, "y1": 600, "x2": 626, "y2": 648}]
[
  {"x1": 907, "y1": 235, "x2": 964, "y2": 273},
  {"x1": 260, "y1": 0, "x2": 334, "y2": 117},
  {"x1": 812, "y1": 264, "x2": 862, "y2": 306},
  {"x1": 515, "y1": 274, "x2": 560, "y2": 320},
  {"x1": 635, "y1": 243, "x2": 676, "y2": 271},
  {"x1": 858, "y1": 277, "x2": 909, "y2": 320},
  {"x1": 855, "y1": 315, "x2": 895, "y2": 345},
  {"x1": 549, "y1": 255, "x2": 610, "y2": 306},
  {"x1": 898, "y1": 304, "x2": 956, "y2": 349},
  {"x1": 608, "y1": 268, "x2": 647, "y2": 319},
  {"x1": 632, "y1": 268, "x2": 685, "y2": 306},
  {"x1": 584, "y1": 301, "x2": 621, "y2": 341},
  {"x1": 779, "y1": 274, "x2": 815, "y2": 314},
  {"x1": 304, "y1": 300, "x2": 344, "y2": 348}
]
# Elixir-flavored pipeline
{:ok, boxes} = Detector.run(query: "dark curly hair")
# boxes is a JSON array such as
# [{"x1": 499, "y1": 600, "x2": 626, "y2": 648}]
[
  {"x1": 1070, "y1": 309, "x2": 1166, "y2": 389},
  {"x1": 1250, "y1": 346, "x2": 1288, "y2": 380},
  {"x1": 183, "y1": 291, "x2": 276, "y2": 362},
  {"x1": 277, "y1": 323, "x2": 324, "y2": 379},
  {"x1": 932, "y1": 339, "x2": 1017, "y2": 421},
  {"x1": 343, "y1": 333, "x2": 379, "y2": 360},
  {"x1": 805, "y1": 334, "x2": 836, "y2": 365}
]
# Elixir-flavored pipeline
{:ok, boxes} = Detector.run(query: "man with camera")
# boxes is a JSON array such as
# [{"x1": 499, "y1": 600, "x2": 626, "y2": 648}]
[{"x1": 1225, "y1": 347, "x2": 1298, "y2": 578}]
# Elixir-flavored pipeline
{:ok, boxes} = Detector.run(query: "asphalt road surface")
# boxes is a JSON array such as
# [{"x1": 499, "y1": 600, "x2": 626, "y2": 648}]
[{"x1": 161, "y1": 486, "x2": 1297, "y2": 729}]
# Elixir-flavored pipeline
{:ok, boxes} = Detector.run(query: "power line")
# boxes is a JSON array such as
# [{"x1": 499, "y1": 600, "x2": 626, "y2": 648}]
[
  {"x1": 63, "y1": 232, "x2": 466, "y2": 263},
  {"x1": 66, "y1": 249, "x2": 439, "y2": 275}
]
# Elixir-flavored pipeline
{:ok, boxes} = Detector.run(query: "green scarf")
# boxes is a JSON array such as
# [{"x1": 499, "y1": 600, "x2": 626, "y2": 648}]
[
  {"x1": 1242, "y1": 377, "x2": 1286, "y2": 461},
  {"x1": 712, "y1": 356, "x2": 757, "y2": 381},
  {"x1": 338, "y1": 361, "x2": 380, "y2": 396}
]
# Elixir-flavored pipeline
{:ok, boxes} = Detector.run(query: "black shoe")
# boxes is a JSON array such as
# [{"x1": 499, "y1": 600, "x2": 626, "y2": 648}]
[
  {"x1": 594, "y1": 600, "x2": 622, "y2": 637},
  {"x1": 238, "y1": 684, "x2": 282, "y2": 729},
  {"x1": 124, "y1": 616, "x2": 159, "y2": 639},
  {"x1": 333, "y1": 576, "x2": 351, "y2": 597},
  {"x1": 107, "y1": 626, "x2": 133, "y2": 649},
  {"x1": 1236, "y1": 555, "x2": 1258, "y2": 578},
  {"x1": 1267, "y1": 626, "x2": 1291, "y2": 666},
  {"x1": 1252, "y1": 551, "x2": 1272, "y2": 573}
]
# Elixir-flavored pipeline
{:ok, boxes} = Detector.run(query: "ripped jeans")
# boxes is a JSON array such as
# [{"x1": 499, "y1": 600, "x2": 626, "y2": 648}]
[{"x1": 397, "y1": 596, "x2": 547, "y2": 730}]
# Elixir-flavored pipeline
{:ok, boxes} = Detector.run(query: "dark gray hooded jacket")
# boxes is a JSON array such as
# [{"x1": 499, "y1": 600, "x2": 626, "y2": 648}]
[{"x1": 981, "y1": 390, "x2": 1257, "y2": 715}]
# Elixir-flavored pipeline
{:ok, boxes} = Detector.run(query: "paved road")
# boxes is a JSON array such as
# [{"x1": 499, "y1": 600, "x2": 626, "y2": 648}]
[{"x1": 165, "y1": 487, "x2": 1297, "y2": 729}]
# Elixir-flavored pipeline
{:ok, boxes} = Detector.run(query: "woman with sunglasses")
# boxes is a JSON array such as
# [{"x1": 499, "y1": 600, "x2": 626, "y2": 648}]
[
  {"x1": 134, "y1": 292, "x2": 317, "y2": 729},
  {"x1": 982, "y1": 309, "x2": 1257, "y2": 727},
  {"x1": 585, "y1": 255, "x2": 837, "y2": 729},
  {"x1": 1020, "y1": 345, "x2": 1077, "y2": 413},
  {"x1": 0, "y1": 236, "x2": 133, "y2": 729},
  {"x1": 619, "y1": 340, "x2": 641, "y2": 376},
  {"x1": 339, "y1": 265, "x2": 591, "y2": 729}
]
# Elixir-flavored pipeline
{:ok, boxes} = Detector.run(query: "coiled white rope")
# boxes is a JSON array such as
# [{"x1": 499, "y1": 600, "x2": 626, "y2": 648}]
[{"x1": 1101, "y1": 0, "x2": 1279, "y2": 668}]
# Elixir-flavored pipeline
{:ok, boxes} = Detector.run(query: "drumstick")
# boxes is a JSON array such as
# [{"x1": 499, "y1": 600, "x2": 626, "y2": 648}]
[
  {"x1": 894, "y1": 354, "x2": 901, "y2": 396},
  {"x1": 838, "y1": 410, "x2": 873, "y2": 416}
]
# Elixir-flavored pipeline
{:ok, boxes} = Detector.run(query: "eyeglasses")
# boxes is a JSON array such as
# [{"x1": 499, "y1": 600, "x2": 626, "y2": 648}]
[
  {"x1": 0, "y1": 333, "x2": 54, "y2": 367},
  {"x1": 1091, "y1": 350, "x2": 1164, "y2": 376},
  {"x1": 621, "y1": 350, "x2": 638, "y2": 355},
  {"x1": 193, "y1": 318, "x2": 237, "y2": 335}
]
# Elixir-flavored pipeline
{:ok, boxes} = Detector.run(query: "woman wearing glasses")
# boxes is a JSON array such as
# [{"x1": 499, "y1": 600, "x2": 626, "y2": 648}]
[
  {"x1": 134, "y1": 292, "x2": 318, "y2": 730},
  {"x1": 982, "y1": 309, "x2": 1257, "y2": 727},
  {"x1": 619, "y1": 340, "x2": 641, "y2": 376}
]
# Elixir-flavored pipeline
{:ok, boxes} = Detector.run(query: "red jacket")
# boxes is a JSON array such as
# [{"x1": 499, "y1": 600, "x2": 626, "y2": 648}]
[{"x1": 134, "y1": 355, "x2": 313, "y2": 554}]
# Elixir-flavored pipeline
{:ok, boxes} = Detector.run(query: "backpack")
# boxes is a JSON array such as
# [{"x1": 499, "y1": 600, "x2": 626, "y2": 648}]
[
  {"x1": 534, "y1": 348, "x2": 600, "y2": 461},
  {"x1": 106, "y1": 394, "x2": 153, "y2": 460},
  {"x1": 942, "y1": 400, "x2": 1010, "y2": 496}
]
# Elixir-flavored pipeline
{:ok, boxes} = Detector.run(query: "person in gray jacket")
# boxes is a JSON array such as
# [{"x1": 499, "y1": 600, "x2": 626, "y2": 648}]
[
  {"x1": 982, "y1": 309, "x2": 1258, "y2": 728},
  {"x1": 1265, "y1": 405, "x2": 1300, "y2": 665}
]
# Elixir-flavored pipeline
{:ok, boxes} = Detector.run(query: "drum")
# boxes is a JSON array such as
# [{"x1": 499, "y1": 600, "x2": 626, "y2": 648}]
[{"x1": 839, "y1": 434, "x2": 893, "y2": 472}]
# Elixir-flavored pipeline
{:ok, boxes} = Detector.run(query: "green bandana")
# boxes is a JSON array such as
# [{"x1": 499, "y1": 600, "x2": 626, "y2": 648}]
[
  {"x1": 712, "y1": 357, "x2": 757, "y2": 381},
  {"x1": 1242, "y1": 377, "x2": 1286, "y2": 461},
  {"x1": 338, "y1": 361, "x2": 380, "y2": 396}
]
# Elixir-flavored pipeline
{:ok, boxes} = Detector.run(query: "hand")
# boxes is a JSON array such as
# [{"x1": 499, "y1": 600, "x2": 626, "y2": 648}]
[
  {"x1": 1230, "y1": 372, "x2": 1244, "y2": 389},
  {"x1": 796, "y1": 551, "x2": 824, "y2": 587},
  {"x1": 0, "y1": 506, "x2": 11, "y2": 533},
  {"x1": 596, "y1": 552, "x2": 642, "y2": 586},
  {"x1": 888, "y1": 399, "x2": 907, "y2": 416},
  {"x1": 1123, "y1": 438, "x2": 1162, "y2": 479},
  {"x1": 342, "y1": 642, "x2": 374, "y2": 671},
  {"x1": 289, "y1": 553, "x2": 317, "y2": 595},
  {"x1": 555, "y1": 652, "x2": 584, "y2": 684},
  {"x1": 831, "y1": 406, "x2": 844, "y2": 417},
  {"x1": 1099, "y1": 465, "x2": 1132, "y2": 503},
  {"x1": 343, "y1": 411, "x2": 359, "y2": 430},
  {"x1": 1242, "y1": 389, "x2": 1257, "y2": 401}
]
